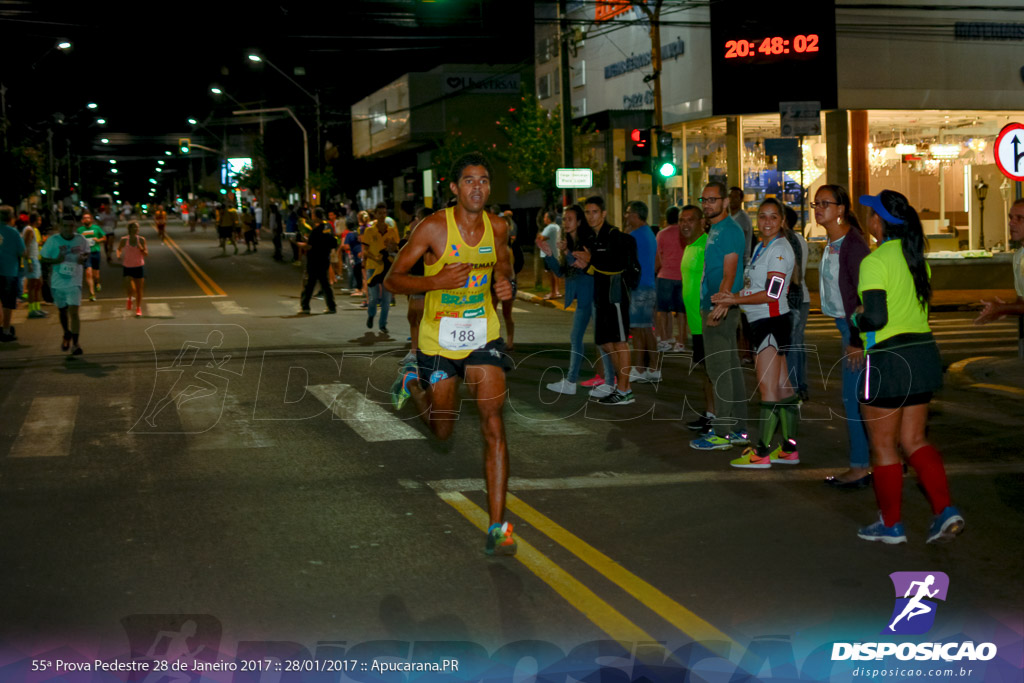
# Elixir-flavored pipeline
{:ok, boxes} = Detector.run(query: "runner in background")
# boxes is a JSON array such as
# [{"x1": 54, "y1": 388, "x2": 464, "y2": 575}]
[
  {"x1": 117, "y1": 221, "x2": 148, "y2": 317},
  {"x1": 153, "y1": 204, "x2": 168, "y2": 242}
]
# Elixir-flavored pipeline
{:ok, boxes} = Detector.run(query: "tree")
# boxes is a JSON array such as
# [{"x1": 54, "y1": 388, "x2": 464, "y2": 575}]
[
  {"x1": 495, "y1": 90, "x2": 562, "y2": 208},
  {"x1": 0, "y1": 144, "x2": 46, "y2": 207}
]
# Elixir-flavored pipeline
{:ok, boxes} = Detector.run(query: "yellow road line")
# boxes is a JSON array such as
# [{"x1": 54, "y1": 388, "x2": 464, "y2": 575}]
[
  {"x1": 438, "y1": 491, "x2": 657, "y2": 646},
  {"x1": 165, "y1": 236, "x2": 227, "y2": 296},
  {"x1": 163, "y1": 237, "x2": 212, "y2": 296},
  {"x1": 507, "y1": 494, "x2": 737, "y2": 656},
  {"x1": 971, "y1": 382, "x2": 1024, "y2": 397}
]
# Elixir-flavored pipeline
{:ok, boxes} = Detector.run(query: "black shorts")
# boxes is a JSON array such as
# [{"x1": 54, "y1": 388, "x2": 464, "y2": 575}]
[
  {"x1": 0, "y1": 275, "x2": 18, "y2": 310},
  {"x1": 594, "y1": 275, "x2": 630, "y2": 346},
  {"x1": 690, "y1": 334, "x2": 705, "y2": 367},
  {"x1": 859, "y1": 335, "x2": 942, "y2": 406},
  {"x1": 123, "y1": 266, "x2": 145, "y2": 279},
  {"x1": 217, "y1": 226, "x2": 234, "y2": 239},
  {"x1": 416, "y1": 337, "x2": 511, "y2": 385},
  {"x1": 88, "y1": 252, "x2": 101, "y2": 270},
  {"x1": 749, "y1": 313, "x2": 791, "y2": 353}
]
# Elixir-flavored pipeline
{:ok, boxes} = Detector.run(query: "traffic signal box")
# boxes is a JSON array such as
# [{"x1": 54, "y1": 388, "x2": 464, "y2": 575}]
[
  {"x1": 179, "y1": 138, "x2": 191, "y2": 154},
  {"x1": 656, "y1": 130, "x2": 678, "y2": 178},
  {"x1": 631, "y1": 128, "x2": 652, "y2": 157}
]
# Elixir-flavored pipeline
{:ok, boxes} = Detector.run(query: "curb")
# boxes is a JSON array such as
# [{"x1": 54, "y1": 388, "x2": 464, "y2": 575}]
[
  {"x1": 516, "y1": 290, "x2": 567, "y2": 311},
  {"x1": 946, "y1": 355, "x2": 1024, "y2": 398}
]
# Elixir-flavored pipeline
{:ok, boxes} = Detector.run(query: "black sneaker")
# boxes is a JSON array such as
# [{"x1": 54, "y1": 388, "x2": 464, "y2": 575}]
[
  {"x1": 71, "y1": 345, "x2": 83, "y2": 356},
  {"x1": 598, "y1": 389, "x2": 635, "y2": 405},
  {"x1": 325, "y1": 309, "x2": 337, "y2": 314},
  {"x1": 687, "y1": 413, "x2": 712, "y2": 432},
  {"x1": 0, "y1": 330, "x2": 15, "y2": 343},
  {"x1": 380, "y1": 326, "x2": 388, "y2": 334},
  {"x1": 366, "y1": 315, "x2": 374, "y2": 329}
]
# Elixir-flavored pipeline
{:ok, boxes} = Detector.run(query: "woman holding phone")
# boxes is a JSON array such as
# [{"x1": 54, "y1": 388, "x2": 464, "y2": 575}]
[{"x1": 711, "y1": 198, "x2": 801, "y2": 469}]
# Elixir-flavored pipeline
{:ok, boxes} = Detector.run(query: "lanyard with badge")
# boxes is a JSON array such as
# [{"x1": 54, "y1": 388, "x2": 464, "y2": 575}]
[{"x1": 746, "y1": 236, "x2": 785, "y2": 298}]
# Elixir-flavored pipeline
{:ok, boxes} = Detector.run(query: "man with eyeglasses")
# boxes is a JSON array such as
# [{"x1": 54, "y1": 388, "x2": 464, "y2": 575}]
[
  {"x1": 975, "y1": 197, "x2": 1024, "y2": 324},
  {"x1": 690, "y1": 181, "x2": 750, "y2": 450}
]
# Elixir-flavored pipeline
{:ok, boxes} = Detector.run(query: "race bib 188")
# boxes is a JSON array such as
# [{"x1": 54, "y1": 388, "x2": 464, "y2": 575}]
[{"x1": 438, "y1": 317, "x2": 486, "y2": 352}]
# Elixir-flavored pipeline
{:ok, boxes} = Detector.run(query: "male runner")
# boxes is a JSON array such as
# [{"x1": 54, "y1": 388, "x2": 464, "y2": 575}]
[
  {"x1": 40, "y1": 217, "x2": 90, "y2": 354},
  {"x1": 76, "y1": 212, "x2": 105, "y2": 301},
  {"x1": 384, "y1": 152, "x2": 517, "y2": 556}
]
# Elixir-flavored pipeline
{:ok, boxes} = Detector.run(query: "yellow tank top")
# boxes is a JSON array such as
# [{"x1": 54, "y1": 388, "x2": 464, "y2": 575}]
[{"x1": 420, "y1": 208, "x2": 502, "y2": 358}]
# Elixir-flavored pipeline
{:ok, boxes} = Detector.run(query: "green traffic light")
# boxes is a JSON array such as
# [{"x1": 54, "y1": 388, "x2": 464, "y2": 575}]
[{"x1": 658, "y1": 161, "x2": 678, "y2": 178}]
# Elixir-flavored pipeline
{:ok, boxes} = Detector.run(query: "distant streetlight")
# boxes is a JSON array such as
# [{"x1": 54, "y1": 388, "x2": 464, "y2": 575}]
[
  {"x1": 148, "y1": 178, "x2": 157, "y2": 184},
  {"x1": 111, "y1": 168, "x2": 118, "y2": 174},
  {"x1": 187, "y1": 117, "x2": 198, "y2": 125},
  {"x1": 210, "y1": 87, "x2": 222, "y2": 94},
  {"x1": 246, "y1": 52, "x2": 321, "y2": 172},
  {"x1": 96, "y1": 118, "x2": 106, "y2": 125},
  {"x1": 157, "y1": 160, "x2": 165, "y2": 165},
  {"x1": 57, "y1": 41, "x2": 72, "y2": 50},
  {"x1": 109, "y1": 159, "x2": 116, "y2": 164},
  {"x1": 164, "y1": 151, "x2": 172, "y2": 156},
  {"x1": 100, "y1": 138, "x2": 109, "y2": 144},
  {"x1": 156, "y1": 168, "x2": 162, "y2": 173},
  {"x1": 87, "y1": 103, "x2": 98, "y2": 109}
]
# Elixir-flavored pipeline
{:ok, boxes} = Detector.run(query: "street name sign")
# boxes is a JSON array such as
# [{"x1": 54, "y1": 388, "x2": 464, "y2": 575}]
[
  {"x1": 994, "y1": 122, "x2": 1024, "y2": 182},
  {"x1": 556, "y1": 168, "x2": 594, "y2": 189}
]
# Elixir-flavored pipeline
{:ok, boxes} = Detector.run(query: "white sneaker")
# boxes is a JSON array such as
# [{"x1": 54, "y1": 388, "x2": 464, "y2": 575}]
[
  {"x1": 398, "y1": 351, "x2": 416, "y2": 365},
  {"x1": 588, "y1": 383, "x2": 616, "y2": 399},
  {"x1": 629, "y1": 367, "x2": 650, "y2": 383},
  {"x1": 656, "y1": 340, "x2": 673, "y2": 352},
  {"x1": 646, "y1": 369, "x2": 662, "y2": 383},
  {"x1": 546, "y1": 378, "x2": 577, "y2": 395},
  {"x1": 671, "y1": 343, "x2": 687, "y2": 352}
]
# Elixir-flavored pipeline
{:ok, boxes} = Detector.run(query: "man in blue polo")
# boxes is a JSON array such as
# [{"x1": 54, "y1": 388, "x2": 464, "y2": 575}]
[
  {"x1": 0, "y1": 205, "x2": 26, "y2": 342},
  {"x1": 691, "y1": 181, "x2": 750, "y2": 450}
]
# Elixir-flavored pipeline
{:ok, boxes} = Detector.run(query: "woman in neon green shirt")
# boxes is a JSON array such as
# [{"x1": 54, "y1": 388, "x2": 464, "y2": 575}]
[{"x1": 851, "y1": 190, "x2": 963, "y2": 546}]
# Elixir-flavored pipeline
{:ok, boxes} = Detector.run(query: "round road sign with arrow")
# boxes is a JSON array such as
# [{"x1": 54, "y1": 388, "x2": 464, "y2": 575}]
[{"x1": 994, "y1": 122, "x2": 1024, "y2": 182}]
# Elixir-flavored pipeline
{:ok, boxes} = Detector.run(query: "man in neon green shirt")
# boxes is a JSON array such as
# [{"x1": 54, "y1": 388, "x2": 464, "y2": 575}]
[
  {"x1": 678, "y1": 204, "x2": 716, "y2": 433},
  {"x1": 76, "y1": 212, "x2": 105, "y2": 301}
]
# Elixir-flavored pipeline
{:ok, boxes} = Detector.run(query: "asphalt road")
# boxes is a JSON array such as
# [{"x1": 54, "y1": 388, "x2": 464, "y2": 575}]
[{"x1": 1, "y1": 222, "x2": 1021, "y2": 682}]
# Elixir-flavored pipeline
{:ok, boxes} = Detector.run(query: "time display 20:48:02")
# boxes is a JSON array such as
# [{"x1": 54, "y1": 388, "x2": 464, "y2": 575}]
[{"x1": 724, "y1": 34, "x2": 819, "y2": 59}]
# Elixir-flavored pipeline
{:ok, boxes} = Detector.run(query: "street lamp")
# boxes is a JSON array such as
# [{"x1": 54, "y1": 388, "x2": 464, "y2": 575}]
[
  {"x1": 187, "y1": 117, "x2": 198, "y2": 125},
  {"x1": 57, "y1": 41, "x2": 72, "y2": 51},
  {"x1": 164, "y1": 151, "x2": 172, "y2": 156},
  {"x1": 210, "y1": 86, "x2": 245, "y2": 109},
  {"x1": 233, "y1": 106, "x2": 309, "y2": 203},
  {"x1": 246, "y1": 53, "x2": 322, "y2": 172},
  {"x1": 100, "y1": 138, "x2": 109, "y2": 144},
  {"x1": 95, "y1": 118, "x2": 106, "y2": 125},
  {"x1": 87, "y1": 103, "x2": 97, "y2": 110},
  {"x1": 974, "y1": 176, "x2": 988, "y2": 250}
]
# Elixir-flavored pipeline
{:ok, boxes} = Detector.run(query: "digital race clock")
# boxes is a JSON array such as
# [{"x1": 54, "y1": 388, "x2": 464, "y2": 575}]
[
  {"x1": 710, "y1": 1, "x2": 837, "y2": 116},
  {"x1": 724, "y1": 34, "x2": 820, "y2": 60}
]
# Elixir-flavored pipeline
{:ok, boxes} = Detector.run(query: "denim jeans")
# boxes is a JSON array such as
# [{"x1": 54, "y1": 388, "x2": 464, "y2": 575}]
[
  {"x1": 568, "y1": 303, "x2": 616, "y2": 383},
  {"x1": 835, "y1": 317, "x2": 870, "y2": 468},
  {"x1": 367, "y1": 281, "x2": 391, "y2": 328},
  {"x1": 701, "y1": 307, "x2": 747, "y2": 432},
  {"x1": 786, "y1": 301, "x2": 810, "y2": 393}
]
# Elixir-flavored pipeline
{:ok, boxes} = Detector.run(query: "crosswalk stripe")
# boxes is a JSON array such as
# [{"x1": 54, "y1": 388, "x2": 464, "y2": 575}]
[
  {"x1": 212, "y1": 300, "x2": 251, "y2": 315},
  {"x1": 507, "y1": 398, "x2": 590, "y2": 435},
  {"x1": 9, "y1": 396, "x2": 79, "y2": 458},
  {"x1": 145, "y1": 303, "x2": 173, "y2": 318},
  {"x1": 308, "y1": 383, "x2": 426, "y2": 442}
]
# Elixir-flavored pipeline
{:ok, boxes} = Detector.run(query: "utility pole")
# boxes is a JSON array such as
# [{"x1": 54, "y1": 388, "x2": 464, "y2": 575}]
[
  {"x1": 634, "y1": 0, "x2": 665, "y2": 221},
  {"x1": 558, "y1": 0, "x2": 573, "y2": 209},
  {"x1": 1, "y1": 82, "x2": 7, "y2": 153},
  {"x1": 47, "y1": 128, "x2": 55, "y2": 226}
]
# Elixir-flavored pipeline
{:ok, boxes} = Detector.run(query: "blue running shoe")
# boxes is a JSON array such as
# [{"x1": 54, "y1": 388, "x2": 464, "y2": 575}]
[
  {"x1": 857, "y1": 515, "x2": 907, "y2": 544},
  {"x1": 485, "y1": 522, "x2": 517, "y2": 556},
  {"x1": 390, "y1": 363, "x2": 418, "y2": 411},
  {"x1": 926, "y1": 506, "x2": 964, "y2": 544},
  {"x1": 690, "y1": 430, "x2": 732, "y2": 450}
]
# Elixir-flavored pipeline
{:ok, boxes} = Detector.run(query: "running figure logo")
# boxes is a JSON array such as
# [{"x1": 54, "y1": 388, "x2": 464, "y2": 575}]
[
  {"x1": 883, "y1": 571, "x2": 950, "y2": 635},
  {"x1": 132, "y1": 325, "x2": 248, "y2": 434}
]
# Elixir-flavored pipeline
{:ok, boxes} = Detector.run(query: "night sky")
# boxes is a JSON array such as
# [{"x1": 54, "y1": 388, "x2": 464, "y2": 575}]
[{"x1": 1, "y1": 0, "x2": 536, "y2": 200}]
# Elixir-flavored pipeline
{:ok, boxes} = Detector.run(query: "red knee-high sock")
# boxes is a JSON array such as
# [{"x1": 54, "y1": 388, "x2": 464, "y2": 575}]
[
  {"x1": 907, "y1": 445, "x2": 952, "y2": 514},
  {"x1": 873, "y1": 463, "x2": 903, "y2": 527}
]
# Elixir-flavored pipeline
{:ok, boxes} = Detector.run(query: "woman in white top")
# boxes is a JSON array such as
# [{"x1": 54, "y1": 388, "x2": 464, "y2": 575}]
[{"x1": 712, "y1": 198, "x2": 801, "y2": 469}]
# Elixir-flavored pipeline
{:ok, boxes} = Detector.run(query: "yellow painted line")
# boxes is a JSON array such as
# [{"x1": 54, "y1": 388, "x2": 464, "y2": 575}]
[
  {"x1": 437, "y1": 491, "x2": 657, "y2": 647},
  {"x1": 507, "y1": 494, "x2": 737, "y2": 656},
  {"x1": 970, "y1": 382, "x2": 1024, "y2": 397},
  {"x1": 945, "y1": 356, "x2": 992, "y2": 385},
  {"x1": 165, "y1": 236, "x2": 227, "y2": 296},
  {"x1": 163, "y1": 237, "x2": 212, "y2": 296}
]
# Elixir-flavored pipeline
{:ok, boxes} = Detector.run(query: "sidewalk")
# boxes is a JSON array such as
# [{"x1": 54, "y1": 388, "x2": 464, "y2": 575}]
[{"x1": 517, "y1": 286, "x2": 1017, "y2": 314}]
